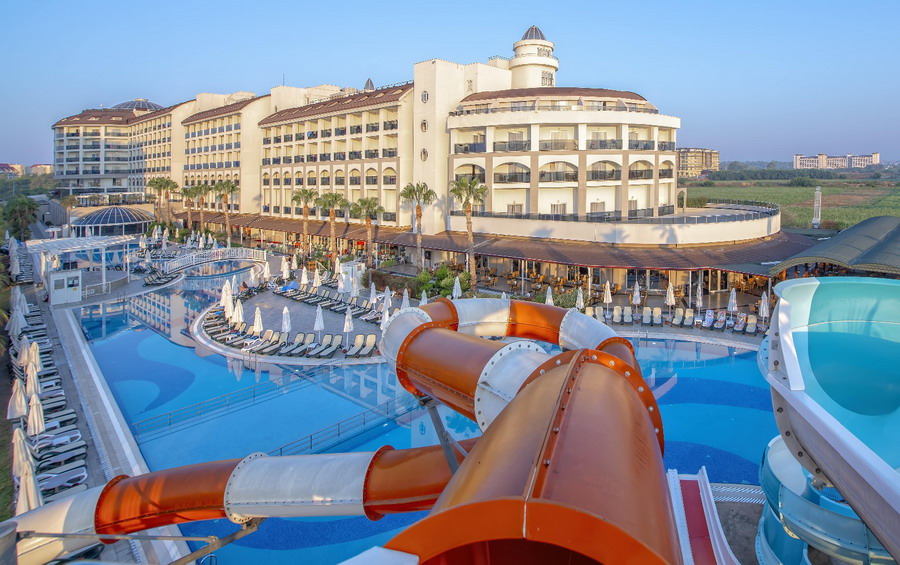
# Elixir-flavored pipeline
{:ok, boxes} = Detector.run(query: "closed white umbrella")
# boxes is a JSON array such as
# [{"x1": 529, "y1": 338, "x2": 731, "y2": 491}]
[
  {"x1": 313, "y1": 305, "x2": 325, "y2": 341},
  {"x1": 759, "y1": 292, "x2": 770, "y2": 322},
  {"x1": 232, "y1": 299, "x2": 244, "y2": 325},
  {"x1": 288, "y1": 254, "x2": 296, "y2": 271},
  {"x1": 343, "y1": 307, "x2": 354, "y2": 345},
  {"x1": 9, "y1": 254, "x2": 19, "y2": 277},
  {"x1": 223, "y1": 296, "x2": 234, "y2": 321},
  {"x1": 139, "y1": 235, "x2": 147, "y2": 250},
  {"x1": 252, "y1": 307, "x2": 264, "y2": 334},
  {"x1": 500, "y1": 291, "x2": 508, "y2": 300},
  {"x1": 27, "y1": 394, "x2": 45, "y2": 437},
  {"x1": 161, "y1": 238, "x2": 167, "y2": 251},
  {"x1": 728, "y1": 287, "x2": 738, "y2": 321},
  {"x1": 400, "y1": 288, "x2": 410, "y2": 310},
  {"x1": 368, "y1": 283, "x2": 377, "y2": 305},
  {"x1": 15, "y1": 456, "x2": 42, "y2": 515},
  {"x1": 380, "y1": 304, "x2": 391, "y2": 331},
  {"x1": 350, "y1": 277, "x2": 359, "y2": 298},
  {"x1": 3, "y1": 230, "x2": 8, "y2": 240},
  {"x1": 198, "y1": 233, "x2": 205, "y2": 248},
  {"x1": 695, "y1": 283, "x2": 703, "y2": 310},
  {"x1": 52, "y1": 255, "x2": 60, "y2": 270},
  {"x1": 9, "y1": 309, "x2": 26, "y2": 337},
  {"x1": 25, "y1": 363, "x2": 40, "y2": 398},
  {"x1": 12, "y1": 428, "x2": 31, "y2": 478},
  {"x1": 17, "y1": 292, "x2": 29, "y2": 315},
  {"x1": 452, "y1": 276, "x2": 462, "y2": 299},
  {"x1": 163, "y1": 227, "x2": 169, "y2": 241},
  {"x1": 666, "y1": 283, "x2": 676, "y2": 316},
  {"x1": 281, "y1": 306, "x2": 292, "y2": 334},
  {"x1": 545, "y1": 285, "x2": 554, "y2": 306},
  {"x1": 231, "y1": 274, "x2": 238, "y2": 292},
  {"x1": 262, "y1": 261, "x2": 271, "y2": 281},
  {"x1": 337, "y1": 272, "x2": 346, "y2": 294},
  {"x1": 220, "y1": 281, "x2": 232, "y2": 307},
  {"x1": 249, "y1": 270, "x2": 257, "y2": 286},
  {"x1": 631, "y1": 281, "x2": 641, "y2": 306},
  {"x1": 603, "y1": 281, "x2": 613, "y2": 319},
  {"x1": 575, "y1": 287, "x2": 584, "y2": 311},
  {"x1": 334, "y1": 256, "x2": 341, "y2": 279},
  {"x1": 281, "y1": 258, "x2": 290, "y2": 281},
  {"x1": 382, "y1": 286, "x2": 393, "y2": 310},
  {"x1": 420, "y1": 290, "x2": 428, "y2": 305},
  {"x1": 16, "y1": 335, "x2": 30, "y2": 367},
  {"x1": 312, "y1": 269, "x2": 322, "y2": 288},
  {"x1": 7, "y1": 378, "x2": 27, "y2": 419},
  {"x1": 300, "y1": 266, "x2": 309, "y2": 286},
  {"x1": 28, "y1": 342, "x2": 42, "y2": 373},
  {"x1": 212, "y1": 239, "x2": 219, "y2": 250}
]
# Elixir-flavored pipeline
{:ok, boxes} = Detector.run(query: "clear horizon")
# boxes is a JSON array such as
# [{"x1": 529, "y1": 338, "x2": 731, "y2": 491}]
[{"x1": 1, "y1": 0, "x2": 897, "y2": 165}]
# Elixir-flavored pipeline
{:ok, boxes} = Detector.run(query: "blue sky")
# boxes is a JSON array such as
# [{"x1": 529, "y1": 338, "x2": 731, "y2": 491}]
[{"x1": 1, "y1": 0, "x2": 897, "y2": 165}]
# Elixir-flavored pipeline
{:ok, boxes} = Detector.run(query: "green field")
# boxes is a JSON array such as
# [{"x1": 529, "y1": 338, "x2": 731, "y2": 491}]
[{"x1": 684, "y1": 180, "x2": 900, "y2": 229}]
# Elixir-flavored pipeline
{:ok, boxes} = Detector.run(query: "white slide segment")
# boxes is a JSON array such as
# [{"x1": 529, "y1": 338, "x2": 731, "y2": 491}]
[
  {"x1": 473, "y1": 341, "x2": 549, "y2": 430},
  {"x1": 559, "y1": 309, "x2": 618, "y2": 350}
]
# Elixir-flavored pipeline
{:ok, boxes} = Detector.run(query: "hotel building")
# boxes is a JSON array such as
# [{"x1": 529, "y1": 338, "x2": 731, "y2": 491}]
[
  {"x1": 793, "y1": 152, "x2": 880, "y2": 169},
  {"x1": 676, "y1": 148, "x2": 719, "y2": 178}
]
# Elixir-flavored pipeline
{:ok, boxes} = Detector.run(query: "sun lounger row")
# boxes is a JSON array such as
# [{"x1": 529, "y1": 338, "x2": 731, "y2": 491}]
[{"x1": 143, "y1": 269, "x2": 178, "y2": 286}]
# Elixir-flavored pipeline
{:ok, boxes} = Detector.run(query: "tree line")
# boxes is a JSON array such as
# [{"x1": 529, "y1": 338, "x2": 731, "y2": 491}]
[{"x1": 709, "y1": 169, "x2": 838, "y2": 181}]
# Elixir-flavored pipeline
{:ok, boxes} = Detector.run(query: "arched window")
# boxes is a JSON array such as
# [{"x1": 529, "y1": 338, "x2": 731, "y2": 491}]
[
  {"x1": 262, "y1": 173, "x2": 270, "y2": 187},
  {"x1": 307, "y1": 171, "x2": 317, "y2": 186},
  {"x1": 382, "y1": 167, "x2": 397, "y2": 185},
  {"x1": 334, "y1": 170, "x2": 346, "y2": 186},
  {"x1": 320, "y1": 170, "x2": 331, "y2": 186},
  {"x1": 349, "y1": 169, "x2": 362, "y2": 185},
  {"x1": 295, "y1": 172, "x2": 303, "y2": 186},
  {"x1": 365, "y1": 168, "x2": 378, "y2": 185}
]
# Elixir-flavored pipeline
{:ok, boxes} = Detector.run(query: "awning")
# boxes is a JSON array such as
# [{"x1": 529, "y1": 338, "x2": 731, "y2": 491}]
[{"x1": 25, "y1": 235, "x2": 137, "y2": 254}]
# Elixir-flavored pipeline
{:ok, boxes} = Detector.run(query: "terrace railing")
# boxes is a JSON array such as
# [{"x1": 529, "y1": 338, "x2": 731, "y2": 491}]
[{"x1": 162, "y1": 247, "x2": 267, "y2": 274}]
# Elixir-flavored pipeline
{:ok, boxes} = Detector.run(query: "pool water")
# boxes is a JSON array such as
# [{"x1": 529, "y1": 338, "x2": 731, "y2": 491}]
[{"x1": 77, "y1": 264, "x2": 775, "y2": 564}]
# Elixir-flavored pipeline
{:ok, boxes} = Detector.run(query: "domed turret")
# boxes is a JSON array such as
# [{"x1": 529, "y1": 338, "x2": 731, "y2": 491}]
[
  {"x1": 112, "y1": 98, "x2": 164, "y2": 111},
  {"x1": 510, "y1": 26, "x2": 558, "y2": 89}
]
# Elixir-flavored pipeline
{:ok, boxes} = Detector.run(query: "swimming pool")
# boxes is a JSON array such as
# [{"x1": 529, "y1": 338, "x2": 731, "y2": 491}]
[{"x1": 76, "y1": 264, "x2": 775, "y2": 563}]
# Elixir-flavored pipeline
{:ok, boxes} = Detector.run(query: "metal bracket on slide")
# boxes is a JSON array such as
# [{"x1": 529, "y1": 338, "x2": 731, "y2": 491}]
[
  {"x1": 169, "y1": 517, "x2": 266, "y2": 565},
  {"x1": 420, "y1": 397, "x2": 468, "y2": 474}
]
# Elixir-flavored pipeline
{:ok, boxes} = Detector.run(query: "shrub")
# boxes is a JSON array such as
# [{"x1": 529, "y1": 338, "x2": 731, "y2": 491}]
[
  {"x1": 380, "y1": 258, "x2": 397, "y2": 268},
  {"x1": 699, "y1": 180, "x2": 715, "y2": 187},
  {"x1": 433, "y1": 264, "x2": 451, "y2": 282},
  {"x1": 788, "y1": 177, "x2": 814, "y2": 187}
]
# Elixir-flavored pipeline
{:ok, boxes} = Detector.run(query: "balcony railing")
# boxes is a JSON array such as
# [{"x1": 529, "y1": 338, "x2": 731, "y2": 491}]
[
  {"x1": 283, "y1": 156, "x2": 293, "y2": 164},
  {"x1": 493, "y1": 140, "x2": 529, "y2": 152},
  {"x1": 586, "y1": 139, "x2": 623, "y2": 150},
  {"x1": 588, "y1": 170, "x2": 621, "y2": 181},
  {"x1": 65, "y1": 157, "x2": 80, "y2": 162},
  {"x1": 335, "y1": 177, "x2": 345, "y2": 185},
  {"x1": 494, "y1": 173, "x2": 530, "y2": 183},
  {"x1": 349, "y1": 151, "x2": 362, "y2": 160},
  {"x1": 365, "y1": 149, "x2": 379, "y2": 158},
  {"x1": 450, "y1": 209, "x2": 625, "y2": 223},
  {"x1": 455, "y1": 174, "x2": 486, "y2": 183},
  {"x1": 365, "y1": 124, "x2": 380, "y2": 132},
  {"x1": 273, "y1": 136, "x2": 282, "y2": 143},
  {"x1": 382, "y1": 212, "x2": 397, "y2": 221},
  {"x1": 307, "y1": 155, "x2": 318, "y2": 162},
  {"x1": 629, "y1": 170, "x2": 654, "y2": 180},
  {"x1": 319, "y1": 153, "x2": 331, "y2": 162},
  {"x1": 320, "y1": 129, "x2": 332, "y2": 137},
  {"x1": 365, "y1": 176, "x2": 378, "y2": 185},
  {"x1": 308, "y1": 178, "x2": 317, "y2": 185},
  {"x1": 334, "y1": 127, "x2": 346, "y2": 136},
  {"x1": 454, "y1": 142, "x2": 486, "y2": 154},
  {"x1": 272, "y1": 157, "x2": 282, "y2": 164},
  {"x1": 539, "y1": 171, "x2": 578, "y2": 182},
  {"x1": 83, "y1": 132, "x2": 100, "y2": 137},
  {"x1": 262, "y1": 158, "x2": 271, "y2": 165},
  {"x1": 284, "y1": 134, "x2": 293, "y2": 142},
  {"x1": 383, "y1": 120, "x2": 398, "y2": 130},
  {"x1": 628, "y1": 140, "x2": 655, "y2": 150},
  {"x1": 262, "y1": 137, "x2": 271, "y2": 144},
  {"x1": 294, "y1": 155, "x2": 304, "y2": 163},
  {"x1": 383, "y1": 176, "x2": 397, "y2": 185},
  {"x1": 658, "y1": 204, "x2": 675, "y2": 216},
  {"x1": 65, "y1": 144, "x2": 80, "y2": 150},
  {"x1": 334, "y1": 152, "x2": 346, "y2": 161},
  {"x1": 321, "y1": 177, "x2": 331, "y2": 185},
  {"x1": 350, "y1": 177, "x2": 361, "y2": 185},
  {"x1": 539, "y1": 140, "x2": 577, "y2": 151},
  {"x1": 449, "y1": 104, "x2": 660, "y2": 117},
  {"x1": 659, "y1": 169, "x2": 674, "y2": 179},
  {"x1": 307, "y1": 131, "x2": 318, "y2": 139},
  {"x1": 382, "y1": 148, "x2": 398, "y2": 158},
  {"x1": 658, "y1": 141, "x2": 676, "y2": 151},
  {"x1": 349, "y1": 125, "x2": 362, "y2": 134}
]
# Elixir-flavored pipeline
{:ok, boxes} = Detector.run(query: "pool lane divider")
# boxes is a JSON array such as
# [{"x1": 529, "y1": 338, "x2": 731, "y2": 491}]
[{"x1": 7, "y1": 298, "x2": 707, "y2": 563}]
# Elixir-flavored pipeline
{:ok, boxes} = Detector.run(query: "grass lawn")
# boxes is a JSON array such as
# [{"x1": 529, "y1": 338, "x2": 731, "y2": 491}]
[{"x1": 684, "y1": 180, "x2": 900, "y2": 229}]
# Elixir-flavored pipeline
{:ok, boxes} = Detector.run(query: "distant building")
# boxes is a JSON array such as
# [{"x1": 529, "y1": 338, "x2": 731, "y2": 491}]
[
  {"x1": 29, "y1": 164, "x2": 54, "y2": 175},
  {"x1": 676, "y1": 148, "x2": 719, "y2": 178},
  {"x1": 793, "y1": 152, "x2": 880, "y2": 169},
  {"x1": 0, "y1": 163, "x2": 23, "y2": 178}
]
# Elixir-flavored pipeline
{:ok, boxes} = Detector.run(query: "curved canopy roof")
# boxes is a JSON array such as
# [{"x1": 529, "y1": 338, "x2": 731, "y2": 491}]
[
  {"x1": 521, "y1": 25, "x2": 547, "y2": 41},
  {"x1": 74, "y1": 206, "x2": 154, "y2": 226},
  {"x1": 770, "y1": 216, "x2": 900, "y2": 276},
  {"x1": 112, "y1": 99, "x2": 163, "y2": 111}
]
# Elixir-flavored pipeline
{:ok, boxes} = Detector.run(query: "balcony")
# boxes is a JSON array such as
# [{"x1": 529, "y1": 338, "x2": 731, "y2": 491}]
[
  {"x1": 65, "y1": 144, "x2": 80, "y2": 150},
  {"x1": 539, "y1": 171, "x2": 578, "y2": 182},
  {"x1": 349, "y1": 125, "x2": 363, "y2": 134},
  {"x1": 307, "y1": 155, "x2": 318, "y2": 162},
  {"x1": 106, "y1": 131, "x2": 128, "y2": 137},
  {"x1": 321, "y1": 177, "x2": 331, "y2": 186},
  {"x1": 539, "y1": 140, "x2": 577, "y2": 151},
  {"x1": 366, "y1": 124, "x2": 380, "y2": 133},
  {"x1": 284, "y1": 134, "x2": 293, "y2": 142},
  {"x1": 493, "y1": 140, "x2": 529, "y2": 152},
  {"x1": 272, "y1": 157, "x2": 282, "y2": 164},
  {"x1": 283, "y1": 156, "x2": 293, "y2": 164},
  {"x1": 296, "y1": 132, "x2": 305, "y2": 140},
  {"x1": 273, "y1": 136, "x2": 281, "y2": 143},
  {"x1": 294, "y1": 155, "x2": 304, "y2": 163},
  {"x1": 658, "y1": 141, "x2": 676, "y2": 151},
  {"x1": 455, "y1": 174, "x2": 485, "y2": 183},
  {"x1": 454, "y1": 142, "x2": 486, "y2": 154},
  {"x1": 321, "y1": 129, "x2": 332, "y2": 137},
  {"x1": 107, "y1": 157, "x2": 129, "y2": 162},
  {"x1": 365, "y1": 176, "x2": 378, "y2": 185},
  {"x1": 382, "y1": 212, "x2": 397, "y2": 222},
  {"x1": 383, "y1": 176, "x2": 397, "y2": 185},
  {"x1": 105, "y1": 144, "x2": 129, "y2": 150},
  {"x1": 383, "y1": 148, "x2": 398, "y2": 158},
  {"x1": 494, "y1": 173, "x2": 530, "y2": 183},
  {"x1": 65, "y1": 132, "x2": 80, "y2": 137},
  {"x1": 307, "y1": 131, "x2": 318, "y2": 139},
  {"x1": 65, "y1": 171, "x2": 79, "y2": 175},
  {"x1": 588, "y1": 170, "x2": 621, "y2": 181},
  {"x1": 659, "y1": 169, "x2": 674, "y2": 179},
  {"x1": 234, "y1": 142, "x2": 241, "y2": 149},
  {"x1": 65, "y1": 157, "x2": 80, "y2": 163},
  {"x1": 383, "y1": 120, "x2": 398, "y2": 130},
  {"x1": 629, "y1": 169, "x2": 653, "y2": 180},
  {"x1": 334, "y1": 152, "x2": 346, "y2": 161},
  {"x1": 83, "y1": 131, "x2": 100, "y2": 137},
  {"x1": 350, "y1": 177, "x2": 361, "y2": 185},
  {"x1": 334, "y1": 127, "x2": 346, "y2": 136},
  {"x1": 262, "y1": 158, "x2": 271, "y2": 165},
  {"x1": 349, "y1": 151, "x2": 362, "y2": 160},
  {"x1": 83, "y1": 157, "x2": 101, "y2": 162},
  {"x1": 628, "y1": 140, "x2": 655, "y2": 150},
  {"x1": 308, "y1": 178, "x2": 317, "y2": 186},
  {"x1": 365, "y1": 149, "x2": 379, "y2": 158},
  {"x1": 586, "y1": 139, "x2": 623, "y2": 150},
  {"x1": 319, "y1": 153, "x2": 331, "y2": 162}
]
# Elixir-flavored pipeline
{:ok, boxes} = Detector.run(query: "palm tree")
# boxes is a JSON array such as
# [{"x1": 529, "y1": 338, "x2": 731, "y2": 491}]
[
  {"x1": 214, "y1": 180, "x2": 239, "y2": 246},
  {"x1": 181, "y1": 185, "x2": 198, "y2": 230},
  {"x1": 449, "y1": 177, "x2": 488, "y2": 287},
  {"x1": 58, "y1": 195, "x2": 77, "y2": 226},
  {"x1": 400, "y1": 182, "x2": 437, "y2": 270},
  {"x1": 147, "y1": 177, "x2": 177, "y2": 223},
  {"x1": 350, "y1": 196, "x2": 384, "y2": 268},
  {"x1": 291, "y1": 188, "x2": 318, "y2": 259},
  {"x1": 4, "y1": 196, "x2": 39, "y2": 240},
  {"x1": 315, "y1": 192, "x2": 349, "y2": 256},
  {"x1": 196, "y1": 184, "x2": 211, "y2": 232}
]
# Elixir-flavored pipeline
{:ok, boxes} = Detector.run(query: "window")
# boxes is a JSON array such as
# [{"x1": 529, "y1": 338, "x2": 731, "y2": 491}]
[
  {"x1": 510, "y1": 101, "x2": 528, "y2": 112},
  {"x1": 550, "y1": 203, "x2": 566, "y2": 215},
  {"x1": 421, "y1": 91, "x2": 429, "y2": 103},
  {"x1": 590, "y1": 201, "x2": 606, "y2": 213},
  {"x1": 420, "y1": 120, "x2": 428, "y2": 132},
  {"x1": 420, "y1": 149, "x2": 428, "y2": 161},
  {"x1": 507, "y1": 203, "x2": 523, "y2": 215},
  {"x1": 537, "y1": 47, "x2": 551, "y2": 57},
  {"x1": 541, "y1": 71, "x2": 554, "y2": 86},
  {"x1": 628, "y1": 199, "x2": 638, "y2": 211}
]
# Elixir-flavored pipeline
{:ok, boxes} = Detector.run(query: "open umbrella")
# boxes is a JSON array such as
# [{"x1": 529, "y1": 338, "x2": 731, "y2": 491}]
[
  {"x1": 232, "y1": 299, "x2": 244, "y2": 325},
  {"x1": 575, "y1": 287, "x2": 584, "y2": 311},
  {"x1": 281, "y1": 306, "x2": 292, "y2": 334},
  {"x1": 382, "y1": 286, "x2": 393, "y2": 310},
  {"x1": 7, "y1": 378, "x2": 27, "y2": 419},
  {"x1": 452, "y1": 276, "x2": 462, "y2": 299},
  {"x1": 300, "y1": 267, "x2": 309, "y2": 286},
  {"x1": 12, "y1": 428, "x2": 32, "y2": 478},
  {"x1": 281, "y1": 257, "x2": 290, "y2": 281},
  {"x1": 343, "y1": 308, "x2": 354, "y2": 346},
  {"x1": 313, "y1": 305, "x2": 325, "y2": 341},
  {"x1": 368, "y1": 283, "x2": 377, "y2": 305},
  {"x1": 28, "y1": 342, "x2": 42, "y2": 373},
  {"x1": 25, "y1": 363, "x2": 40, "y2": 398},
  {"x1": 545, "y1": 285, "x2": 554, "y2": 306},
  {"x1": 728, "y1": 287, "x2": 738, "y2": 321},
  {"x1": 665, "y1": 283, "x2": 676, "y2": 316},
  {"x1": 603, "y1": 281, "x2": 613, "y2": 320},
  {"x1": 262, "y1": 261, "x2": 272, "y2": 282},
  {"x1": 631, "y1": 281, "x2": 641, "y2": 306},
  {"x1": 421, "y1": 290, "x2": 428, "y2": 305},
  {"x1": 252, "y1": 307, "x2": 264, "y2": 334},
  {"x1": 759, "y1": 292, "x2": 770, "y2": 322},
  {"x1": 15, "y1": 455, "x2": 42, "y2": 515},
  {"x1": 27, "y1": 394, "x2": 45, "y2": 437},
  {"x1": 400, "y1": 288, "x2": 410, "y2": 310},
  {"x1": 695, "y1": 283, "x2": 703, "y2": 310},
  {"x1": 312, "y1": 269, "x2": 322, "y2": 288}
]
